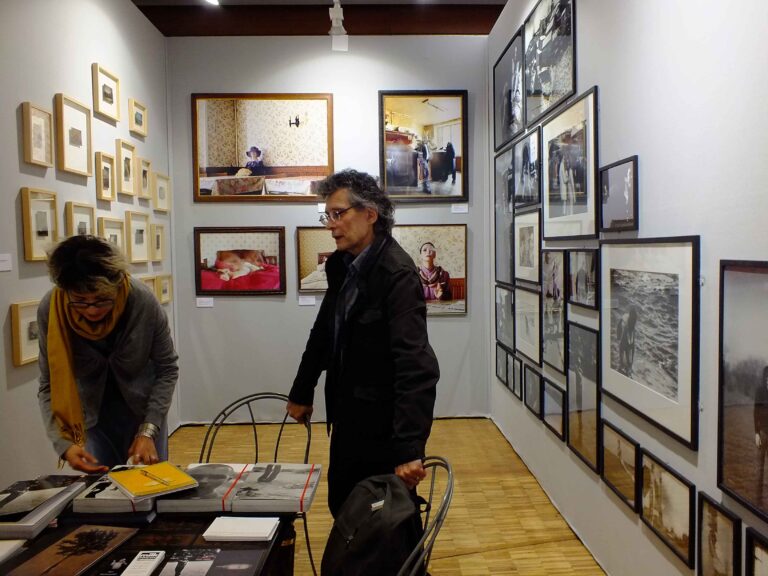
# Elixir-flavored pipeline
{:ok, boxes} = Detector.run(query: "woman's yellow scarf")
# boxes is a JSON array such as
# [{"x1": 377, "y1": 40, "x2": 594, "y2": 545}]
[{"x1": 47, "y1": 276, "x2": 131, "y2": 447}]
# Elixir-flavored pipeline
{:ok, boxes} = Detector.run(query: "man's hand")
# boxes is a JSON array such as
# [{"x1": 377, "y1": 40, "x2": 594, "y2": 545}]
[
  {"x1": 127, "y1": 436, "x2": 160, "y2": 465},
  {"x1": 63, "y1": 445, "x2": 108, "y2": 474},
  {"x1": 287, "y1": 400, "x2": 313, "y2": 424},
  {"x1": 395, "y1": 459, "x2": 426, "y2": 489}
]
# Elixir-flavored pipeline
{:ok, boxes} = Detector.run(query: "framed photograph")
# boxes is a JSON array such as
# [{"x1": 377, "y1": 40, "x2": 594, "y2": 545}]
[
  {"x1": 493, "y1": 27, "x2": 524, "y2": 151},
  {"x1": 494, "y1": 145, "x2": 514, "y2": 286},
  {"x1": 156, "y1": 274, "x2": 173, "y2": 305},
  {"x1": 140, "y1": 275, "x2": 157, "y2": 295},
  {"x1": 514, "y1": 208, "x2": 540, "y2": 285},
  {"x1": 126, "y1": 211, "x2": 150, "y2": 263},
  {"x1": 495, "y1": 285, "x2": 514, "y2": 352},
  {"x1": 513, "y1": 128, "x2": 541, "y2": 210},
  {"x1": 392, "y1": 224, "x2": 467, "y2": 316},
  {"x1": 379, "y1": 90, "x2": 468, "y2": 202},
  {"x1": 116, "y1": 139, "x2": 136, "y2": 196},
  {"x1": 543, "y1": 379, "x2": 565, "y2": 440},
  {"x1": 95, "y1": 152, "x2": 116, "y2": 201},
  {"x1": 640, "y1": 449, "x2": 695, "y2": 568},
  {"x1": 542, "y1": 87, "x2": 599, "y2": 241},
  {"x1": 746, "y1": 527, "x2": 768, "y2": 576},
  {"x1": 496, "y1": 343, "x2": 508, "y2": 386},
  {"x1": 542, "y1": 249, "x2": 566, "y2": 373},
  {"x1": 600, "y1": 155, "x2": 638, "y2": 232},
  {"x1": 136, "y1": 157, "x2": 152, "y2": 199},
  {"x1": 601, "y1": 236, "x2": 700, "y2": 449},
  {"x1": 10, "y1": 300, "x2": 40, "y2": 366},
  {"x1": 192, "y1": 93, "x2": 333, "y2": 202},
  {"x1": 567, "y1": 321, "x2": 600, "y2": 472},
  {"x1": 98, "y1": 217, "x2": 125, "y2": 253},
  {"x1": 150, "y1": 223, "x2": 165, "y2": 262},
  {"x1": 509, "y1": 354, "x2": 523, "y2": 400},
  {"x1": 524, "y1": 364, "x2": 542, "y2": 417},
  {"x1": 152, "y1": 172, "x2": 171, "y2": 213},
  {"x1": 296, "y1": 227, "x2": 336, "y2": 294},
  {"x1": 601, "y1": 419, "x2": 640, "y2": 512},
  {"x1": 697, "y1": 493, "x2": 741, "y2": 576},
  {"x1": 22, "y1": 102, "x2": 53, "y2": 167},
  {"x1": 21, "y1": 187, "x2": 58, "y2": 261},
  {"x1": 129, "y1": 98, "x2": 148, "y2": 137},
  {"x1": 64, "y1": 201, "x2": 95, "y2": 237},
  {"x1": 194, "y1": 227, "x2": 287, "y2": 296},
  {"x1": 515, "y1": 286, "x2": 541, "y2": 365},
  {"x1": 91, "y1": 63, "x2": 120, "y2": 122},
  {"x1": 718, "y1": 260, "x2": 768, "y2": 520},
  {"x1": 55, "y1": 93, "x2": 92, "y2": 177},
  {"x1": 523, "y1": 0, "x2": 576, "y2": 127},
  {"x1": 568, "y1": 249, "x2": 598, "y2": 310}
]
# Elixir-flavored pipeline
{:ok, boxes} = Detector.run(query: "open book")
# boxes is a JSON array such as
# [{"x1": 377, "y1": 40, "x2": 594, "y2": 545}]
[
  {"x1": 108, "y1": 462, "x2": 198, "y2": 502},
  {"x1": 74, "y1": 472, "x2": 154, "y2": 514}
]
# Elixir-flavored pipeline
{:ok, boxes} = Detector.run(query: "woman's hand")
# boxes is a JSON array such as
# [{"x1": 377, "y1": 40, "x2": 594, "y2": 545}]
[
  {"x1": 63, "y1": 445, "x2": 108, "y2": 474},
  {"x1": 127, "y1": 436, "x2": 160, "y2": 465}
]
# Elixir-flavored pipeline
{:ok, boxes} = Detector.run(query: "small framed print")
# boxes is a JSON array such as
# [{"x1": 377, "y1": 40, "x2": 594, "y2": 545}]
[
  {"x1": 152, "y1": 172, "x2": 171, "y2": 213},
  {"x1": 514, "y1": 208, "x2": 540, "y2": 285},
  {"x1": 64, "y1": 202, "x2": 95, "y2": 237},
  {"x1": 296, "y1": 227, "x2": 335, "y2": 293},
  {"x1": 156, "y1": 274, "x2": 173, "y2": 305},
  {"x1": 568, "y1": 249, "x2": 599, "y2": 310},
  {"x1": 640, "y1": 449, "x2": 695, "y2": 568},
  {"x1": 746, "y1": 527, "x2": 768, "y2": 576},
  {"x1": 600, "y1": 155, "x2": 638, "y2": 232},
  {"x1": 697, "y1": 493, "x2": 740, "y2": 576},
  {"x1": 509, "y1": 354, "x2": 523, "y2": 400},
  {"x1": 150, "y1": 223, "x2": 165, "y2": 262},
  {"x1": 116, "y1": 139, "x2": 136, "y2": 196},
  {"x1": 542, "y1": 249, "x2": 566, "y2": 373},
  {"x1": 126, "y1": 211, "x2": 150, "y2": 263},
  {"x1": 493, "y1": 26, "x2": 524, "y2": 151},
  {"x1": 55, "y1": 93, "x2": 92, "y2": 177},
  {"x1": 567, "y1": 321, "x2": 600, "y2": 472},
  {"x1": 22, "y1": 102, "x2": 53, "y2": 167},
  {"x1": 496, "y1": 343, "x2": 508, "y2": 386},
  {"x1": 601, "y1": 419, "x2": 640, "y2": 512},
  {"x1": 524, "y1": 364, "x2": 542, "y2": 418},
  {"x1": 495, "y1": 285, "x2": 515, "y2": 352},
  {"x1": 11, "y1": 300, "x2": 40, "y2": 366},
  {"x1": 21, "y1": 187, "x2": 58, "y2": 261},
  {"x1": 95, "y1": 152, "x2": 116, "y2": 201},
  {"x1": 542, "y1": 379, "x2": 565, "y2": 440},
  {"x1": 514, "y1": 285, "x2": 541, "y2": 365},
  {"x1": 129, "y1": 98, "x2": 148, "y2": 137},
  {"x1": 513, "y1": 128, "x2": 541, "y2": 210},
  {"x1": 136, "y1": 158, "x2": 152, "y2": 198},
  {"x1": 91, "y1": 63, "x2": 120, "y2": 122},
  {"x1": 140, "y1": 275, "x2": 157, "y2": 296},
  {"x1": 98, "y1": 217, "x2": 125, "y2": 253}
]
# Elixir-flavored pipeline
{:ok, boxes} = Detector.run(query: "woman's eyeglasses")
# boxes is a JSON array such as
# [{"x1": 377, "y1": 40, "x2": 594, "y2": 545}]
[
  {"x1": 319, "y1": 204, "x2": 359, "y2": 226},
  {"x1": 68, "y1": 299, "x2": 115, "y2": 310}
]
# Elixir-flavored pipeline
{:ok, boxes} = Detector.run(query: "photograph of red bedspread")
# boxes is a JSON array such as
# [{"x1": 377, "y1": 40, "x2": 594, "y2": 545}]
[{"x1": 200, "y1": 264, "x2": 281, "y2": 291}]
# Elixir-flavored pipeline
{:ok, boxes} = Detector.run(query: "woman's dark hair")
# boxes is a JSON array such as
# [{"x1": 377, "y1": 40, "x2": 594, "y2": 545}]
[
  {"x1": 47, "y1": 235, "x2": 128, "y2": 294},
  {"x1": 317, "y1": 169, "x2": 395, "y2": 235},
  {"x1": 419, "y1": 242, "x2": 436, "y2": 252}
]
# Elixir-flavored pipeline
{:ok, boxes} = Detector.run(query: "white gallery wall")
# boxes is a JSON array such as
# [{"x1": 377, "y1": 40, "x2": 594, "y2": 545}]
[
  {"x1": 488, "y1": 1, "x2": 768, "y2": 575},
  {"x1": 0, "y1": 0, "x2": 174, "y2": 488}
]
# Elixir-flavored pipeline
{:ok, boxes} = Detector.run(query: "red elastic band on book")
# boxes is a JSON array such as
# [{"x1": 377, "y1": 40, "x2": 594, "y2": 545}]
[
  {"x1": 222, "y1": 464, "x2": 250, "y2": 512},
  {"x1": 299, "y1": 464, "x2": 316, "y2": 513}
]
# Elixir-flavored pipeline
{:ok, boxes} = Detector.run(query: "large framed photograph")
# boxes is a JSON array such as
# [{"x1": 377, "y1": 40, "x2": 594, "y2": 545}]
[
  {"x1": 150, "y1": 223, "x2": 165, "y2": 262},
  {"x1": 718, "y1": 260, "x2": 768, "y2": 521},
  {"x1": 601, "y1": 419, "x2": 640, "y2": 512},
  {"x1": 152, "y1": 172, "x2": 171, "y2": 213},
  {"x1": 542, "y1": 379, "x2": 565, "y2": 440},
  {"x1": 640, "y1": 449, "x2": 695, "y2": 568},
  {"x1": 64, "y1": 201, "x2": 95, "y2": 237},
  {"x1": 524, "y1": 364, "x2": 542, "y2": 418},
  {"x1": 600, "y1": 155, "x2": 638, "y2": 232},
  {"x1": 95, "y1": 151, "x2": 116, "y2": 201},
  {"x1": 98, "y1": 217, "x2": 125, "y2": 253},
  {"x1": 296, "y1": 226, "x2": 336, "y2": 293},
  {"x1": 136, "y1": 157, "x2": 152, "y2": 199},
  {"x1": 11, "y1": 300, "x2": 40, "y2": 367},
  {"x1": 129, "y1": 98, "x2": 148, "y2": 137},
  {"x1": 514, "y1": 208, "x2": 540, "y2": 285},
  {"x1": 496, "y1": 343, "x2": 508, "y2": 387},
  {"x1": 513, "y1": 128, "x2": 541, "y2": 210},
  {"x1": 55, "y1": 93, "x2": 92, "y2": 177},
  {"x1": 493, "y1": 27, "x2": 524, "y2": 151},
  {"x1": 194, "y1": 227, "x2": 287, "y2": 296},
  {"x1": 568, "y1": 249, "x2": 598, "y2": 310},
  {"x1": 746, "y1": 527, "x2": 768, "y2": 576},
  {"x1": 22, "y1": 102, "x2": 53, "y2": 168},
  {"x1": 515, "y1": 286, "x2": 541, "y2": 365},
  {"x1": 495, "y1": 285, "x2": 514, "y2": 352},
  {"x1": 192, "y1": 93, "x2": 333, "y2": 202},
  {"x1": 21, "y1": 187, "x2": 58, "y2": 261},
  {"x1": 567, "y1": 321, "x2": 600, "y2": 472},
  {"x1": 601, "y1": 236, "x2": 700, "y2": 449},
  {"x1": 126, "y1": 212, "x2": 150, "y2": 264},
  {"x1": 494, "y1": 145, "x2": 514, "y2": 286},
  {"x1": 542, "y1": 249, "x2": 566, "y2": 373},
  {"x1": 379, "y1": 90, "x2": 468, "y2": 202},
  {"x1": 542, "y1": 87, "x2": 599, "y2": 240},
  {"x1": 91, "y1": 63, "x2": 120, "y2": 122},
  {"x1": 392, "y1": 224, "x2": 467, "y2": 316},
  {"x1": 697, "y1": 493, "x2": 741, "y2": 576},
  {"x1": 508, "y1": 353, "x2": 523, "y2": 400},
  {"x1": 116, "y1": 139, "x2": 136, "y2": 196},
  {"x1": 523, "y1": 0, "x2": 576, "y2": 127}
]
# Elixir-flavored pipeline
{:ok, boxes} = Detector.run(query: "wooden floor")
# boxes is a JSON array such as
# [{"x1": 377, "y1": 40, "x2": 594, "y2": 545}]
[{"x1": 169, "y1": 418, "x2": 605, "y2": 575}]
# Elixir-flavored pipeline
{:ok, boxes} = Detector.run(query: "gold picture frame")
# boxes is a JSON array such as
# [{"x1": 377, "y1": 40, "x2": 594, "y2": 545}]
[
  {"x1": 98, "y1": 217, "x2": 125, "y2": 254},
  {"x1": 11, "y1": 300, "x2": 41, "y2": 366},
  {"x1": 64, "y1": 201, "x2": 95, "y2": 237},
  {"x1": 91, "y1": 63, "x2": 120, "y2": 122},
  {"x1": 156, "y1": 274, "x2": 173, "y2": 304},
  {"x1": 21, "y1": 187, "x2": 58, "y2": 261},
  {"x1": 116, "y1": 139, "x2": 136, "y2": 196},
  {"x1": 150, "y1": 223, "x2": 165, "y2": 262},
  {"x1": 22, "y1": 102, "x2": 54, "y2": 167},
  {"x1": 95, "y1": 151, "x2": 116, "y2": 201},
  {"x1": 151, "y1": 172, "x2": 171, "y2": 213},
  {"x1": 129, "y1": 98, "x2": 148, "y2": 137},
  {"x1": 140, "y1": 275, "x2": 157, "y2": 295},
  {"x1": 55, "y1": 93, "x2": 92, "y2": 176},
  {"x1": 126, "y1": 211, "x2": 150, "y2": 263},
  {"x1": 136, "y1": 157, "x2": 152, "y2": 198}
]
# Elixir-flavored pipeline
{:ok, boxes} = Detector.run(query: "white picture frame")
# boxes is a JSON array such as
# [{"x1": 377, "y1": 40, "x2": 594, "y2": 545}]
[
  {"x1": 64, "y1": 202, "x2": 95, "y2": 237},
  {"x1": 95, "y1": 151, "x2": 116, "y2": 201},
  {"x1": 98, "y1": 217, "x2": 125, "y2": 254},
  {"x1": 21, "y1": 187, "x2": 58, "y2": 261},
  {"x1": 136, "y1": 157, "x2": 152, "y2": 199},
  {"x1": 91, "y1": 63, "x2": 120, "y2": 122},
  {"x1": 126, "y1": 212, "x2": 150, "y2": 263},
  {"x1": 129, "y1": 98, "x2": 148, "y2": 137}
]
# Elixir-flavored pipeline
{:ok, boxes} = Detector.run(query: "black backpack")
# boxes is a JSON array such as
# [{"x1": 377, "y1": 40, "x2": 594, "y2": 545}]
[{"x1": 321, "y1": 474, "x2": 425, "y2": 576}]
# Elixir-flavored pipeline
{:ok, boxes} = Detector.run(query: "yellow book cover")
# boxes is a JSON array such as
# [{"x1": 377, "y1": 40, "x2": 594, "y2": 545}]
[{"x1": 108, "y1": 462, "x2": 198, "y2": 502}]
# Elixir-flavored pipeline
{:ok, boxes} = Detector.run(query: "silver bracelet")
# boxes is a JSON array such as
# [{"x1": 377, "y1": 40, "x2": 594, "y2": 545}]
[{"x1": 136, "y1": 422, "x2": 159, "y2": 440}]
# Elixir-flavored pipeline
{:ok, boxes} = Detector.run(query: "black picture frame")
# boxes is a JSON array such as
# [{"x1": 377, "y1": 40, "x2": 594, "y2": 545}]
[
  {"x1": 567, "y1": 321, "x2": 601, "y2": 473},
  {"x1": 512, "y1": 127, "x2": 542, "y2": 211},
  {"x1": 524, "y1": 364, "x2": 542, "y2": 418},
  {"x1": 697, "y1": 492, "x2": 741, "y2": 576},
  {"x1": 567, "y1": 248, "x2": 599, "y2": 310},
  {"x1": 493, "y1": 27, "x2": 525, "y2": 151},
  {"x1": 542, "y1": 379, "x2": 566, "y2": 440},
  {"x1": 640, "y1": 449, "x2": 695, "y2": 568},
  {"x1": 600, "y1": 155, "x2": 639, "y2": 232},
  {"x1": 496, "y1": 343, "x2": 508, "y2": 387},
  {"x1": 494, "y1": 144, "x2": 515, "y2": 287},
  {"x1": 746, "y1": 527, "x2": 768, "y2": 576},
  {"x1": 514, "y1": 207, "x2": 541, "y2": 285},
  {"x1": 542, "y1": 249, "x2": 567, "y2": 373},
  {"x1": 495, "y1": 285, "x2": 515, "y2": 352},
  {"x1": 509, "y1": 354, "x2": 523, "y2": 400},
  {"x1": 601, "y1": 419, "x2": 640, "y2": 512},
  {"x1": 515, "y1": 285, "x2": 542, "y2": 365},
  {"x1": 378, "y1": 90, "x2": 469, "y2": 203}
]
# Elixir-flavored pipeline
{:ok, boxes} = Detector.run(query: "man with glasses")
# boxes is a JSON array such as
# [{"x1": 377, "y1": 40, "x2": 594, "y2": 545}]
[
  {"x1": 287, "y1": 169, "x2": 440, "y2": 518},
  {"x1": 36, "y1": 235, "x2": 178, "y2": 472}
]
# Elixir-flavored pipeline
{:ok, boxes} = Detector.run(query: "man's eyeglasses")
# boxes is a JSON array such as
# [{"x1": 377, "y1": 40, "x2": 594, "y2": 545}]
[
  {"x1": 68, "y1": 299, "x2": 115, "y2": 310},
  {"x1": 319, "y1": 204, "x2": 359, "y2": 226}
]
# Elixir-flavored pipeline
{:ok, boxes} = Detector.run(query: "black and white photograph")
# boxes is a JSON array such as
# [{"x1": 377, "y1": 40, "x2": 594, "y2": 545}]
[
  {"x1": 523, "y1": 0, "x2": 576, "y2": 126},
  {"x1": 65, "y1": 202, "x2": 95, "y2": 238},
  {"x1": 601, "y1": 237, "x2": 699, "y2": 449},
  {"x1": 515, "y1": 286, "x2": 541, "y2": 365},
  {"x1": 22, "y1": 188, "x2": 58, "y2": 262},
  {"x1": 96, "y1": 152, "x2": 116, "y2": 201},
  {"x1": 543, "y1": 379, "x2": 565, "y2": 440},
  {"x1": 508, "y1": 353, "x2": 523, "y2": 400},
  {"x1": 601, "y1": 419, "x2": 639, "y2": 511},
  {"x1": 126, "y1": 211, "x2": 149, "y2": 263},
  {"x1": 542, "y1": 249, "x2": 566, "y2": 373},
  {"x1": 600, "y1": 155, "x2": 638, "y2": 232},
  {"x1": 640, "y1": 449, "x2": 695, "y2": 568},
  {"x1": 513, "y1": 128, "x2": 541, "y2": 209},
  {"x1": 231, "y1": 463, "x2": 322, "y2": 513},
  {"x1": 567, "y1": 321, "x2": 600, "y2": 472},
  {"x1": 92, "y1": 63, "x2": 120, "y2": 122},
  {"x1": 116, "y1": 139, "x2": 136, "y2": 196},
  {"x1": 68, "y1": 127, "x2": 82, "y2": 147},
  {"x1": 493, "y1": 28, "x2": 524, "y2": 150},
  {"x1": 542, "y1": 87, "x2": 598, "y2": 240},
  {"x1": 494, "y1": 146, "x2": 515, "y2": 286},
  {"x1": 514, "y1": 208, "x2": 540, "y2": 284},
  {"x1": 568, "y1": 249, "x2": 598, "y2": 309},
  {"x1": 524, "y1": 364, "x2": 542, "y2": 417},
  {"x1": 129, "y1": 98, "x2": 148, "y2": 137},
  {"x1": 746, "y1": 527, "x2": 768, "y2": 576},
  {"x1": 496, "y1": 343, "x2": 508, "y2": 386},
  {"x1": 158, "y1": 548, "x2": 220, "y2": 576},
  {"x1": 495, "y1": 285, "x2": 515, "y2": 352},
  {"x1": 697, "y1": 493, "x2": 740, "y2": 576},
  {"x1": 35, "y1": 210, "x2": 49, "y2": 237},
  {"x1": 719, "y1": 261, "x2": 768, "y2": 521}
]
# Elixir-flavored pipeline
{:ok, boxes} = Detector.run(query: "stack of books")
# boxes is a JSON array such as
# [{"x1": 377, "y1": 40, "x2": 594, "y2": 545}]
[{"x1": 107, "y1": 462, "x2": 198, "y2": 503}]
